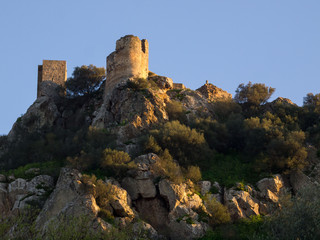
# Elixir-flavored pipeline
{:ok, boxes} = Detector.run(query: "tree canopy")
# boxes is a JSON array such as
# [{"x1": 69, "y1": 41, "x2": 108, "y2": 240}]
[
  {"x1": 303, "y1": 93, "x2": 320, "y2": 107},
  {"x1": 66, "y1": 65, "x2": 106, "y2": 96},
  {"x1": 234, "y1": 81, "x2": 275, "y2": 106}
]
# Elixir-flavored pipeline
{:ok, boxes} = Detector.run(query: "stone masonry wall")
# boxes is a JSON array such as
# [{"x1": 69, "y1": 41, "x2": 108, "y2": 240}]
[
  {"x1": 172, "y1": 83, "x2": 186, "y2": 90},
  {"x1": 37, "y1": 60, "x2": 67, "y2": 98},
  {"x1": 105, "y1": 35, "x2": 149, "y2": 96}
]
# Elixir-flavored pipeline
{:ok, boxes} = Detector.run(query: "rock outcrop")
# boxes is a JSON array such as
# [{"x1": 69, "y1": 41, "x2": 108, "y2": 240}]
[
  {"x1": 35, "y1": 168, "x2": 102, "y2": 231},
  {"x1": 224, "y1": 189, "x2": 260, "y2": 219},
  {"x1": 196, "y1": 82, "x2": 232, "y2": 102},
  {"x1": 1, "y1": 155, "x2": 315, "y2": 240},
  {"x1": 289, "y1": 170, "x2": 314, "y2": 194},
  {"x1": 108, "y1": 183, "x2": 136, "y2": 218},
  {"x1": 121, "y1": 153, "x2": 208, "y2": 240},
  {"x1": 0, "y1": 174, "x2": 54, "y2": 216},
  {"x1": 223, "y1": 175, "x2": 288, "y2": 220},
  {"x1": 256, "y1": 174, "x2": 285, "y2": 203},
  {"x1": 8, "y1": 96, "x2": 60, "y2": 141},
  {"x1": 271, "y1": 97, "x2": 296, "y2": 106},
  {"x1": 92, "y1": 83, "x2": 169, "y2": 141},
  {"x1": 159, "y1": 179, "x2": 208, "y2": 240},
  {"x1": 149, "y1": 74, "x2": 173, "y2": 90}
]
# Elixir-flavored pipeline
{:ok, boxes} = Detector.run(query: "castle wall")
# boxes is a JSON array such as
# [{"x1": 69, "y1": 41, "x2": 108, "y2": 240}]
[
  {"x1": 105, "y1": 35, "x2": 149, "y2": 95},
  {"x1": 37, "y1": 60, "x2": 67, "y2": 98},
  {"x1": 173, "y1": 83, "x2": 186, "y2": 90}
]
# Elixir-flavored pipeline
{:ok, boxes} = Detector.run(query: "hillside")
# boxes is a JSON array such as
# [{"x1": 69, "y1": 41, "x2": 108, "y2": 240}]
[{"x1": 0, "y1": 35, "x2": 320, "y2": 240}]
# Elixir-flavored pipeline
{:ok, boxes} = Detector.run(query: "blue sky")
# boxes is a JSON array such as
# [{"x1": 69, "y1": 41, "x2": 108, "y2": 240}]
[{"x1": 0, "y1": 0, "x2": 319, "y2": 135}]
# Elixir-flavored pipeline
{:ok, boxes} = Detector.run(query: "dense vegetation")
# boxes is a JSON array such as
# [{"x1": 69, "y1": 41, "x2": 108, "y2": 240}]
[{"x1": 1, "y1": 69, "x2": 320, "y2": 239}]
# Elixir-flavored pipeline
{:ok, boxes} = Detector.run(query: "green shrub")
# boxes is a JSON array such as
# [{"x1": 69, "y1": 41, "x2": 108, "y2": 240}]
[
  {"x1": 67, "y1": 150, "x2": 97, "y2": 171},
  {"x1": 236, "y1": 181, "x2": 246, "y2": 191},
  {"x1": 81, "y1": 174, "x2": 116, "y2": 207},
  {"x1": 127, "y1": 77, "x2": 158, "y2": 91},
  {"x1": 212, "y1": 100, "x2": 242, "y2": 122},
  {"x1": 151, "y1": 149, "x2": 184, "y2": 184},
  {"x1": 100, "y1": 148, "x2": 135, "y2": 176},
  {"x1": 98, "y1": 208, "x2": 114, "y2": 224},
  {"x1": 2, "y1": 161, "x2": 62, "y2": 180},
  {"x1": 144, "y1": 135, "x2": 162, "y2": 154},
  {"x1": 151, "y1": 120, "x2": 211, "y2": 166},
  {"x1": 185, "y1": 165, "x2": 202, "y2": 182},
  {"x1": 80, "y1": 173, "x2": 98, "y2": 186},
  {"x1": 101, "y1": 148, "x2": 131, "y2": 167},
  {"x1": 266, "y1": 130, "x2": 307, "y2": 171},
  {"x1": 204, "y1": 196, "x2": 231, "y2": 226},
  {"x1": 166, "y1": 100, "x2": 186, "y2": 122},
  {"x1": 45, "y1": 215, "x2": 99, "y2": 240}
]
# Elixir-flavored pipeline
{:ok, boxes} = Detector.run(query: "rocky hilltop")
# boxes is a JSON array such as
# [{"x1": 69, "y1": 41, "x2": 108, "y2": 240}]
[{"x1": 1, "y1": 35, "x2": 320, "y2": 239}]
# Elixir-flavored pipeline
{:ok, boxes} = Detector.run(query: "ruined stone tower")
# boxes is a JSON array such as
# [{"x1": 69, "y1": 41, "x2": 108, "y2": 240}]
[
  {"x1": 37, "y1": 60, "x2": 67, "y2": 98},
  {"x1": 105, "y1": 35, "x2": 149, "y2": 95}
]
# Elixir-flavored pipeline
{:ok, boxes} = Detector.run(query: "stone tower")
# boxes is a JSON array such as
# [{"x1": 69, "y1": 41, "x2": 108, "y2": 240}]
[
  {"x1": 37, "y1": 60, "x2": 67, "y2": 98},
  {"x1": 105, "y1": 35, "x2": 149, "y2": 95}
]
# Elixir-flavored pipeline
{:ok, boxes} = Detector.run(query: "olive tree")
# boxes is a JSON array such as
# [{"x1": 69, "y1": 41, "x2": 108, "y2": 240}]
[
  {"x1": 235, "y1": 82, "x2": 275, "y2": 106},
  {"x1": 66, "y1": 65, "x2": 105, "y2": 96}
]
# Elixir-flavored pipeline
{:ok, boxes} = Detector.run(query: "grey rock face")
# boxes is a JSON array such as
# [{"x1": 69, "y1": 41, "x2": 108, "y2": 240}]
[
  {"x1": 35, "y1": 168, "x2": 96, "y2": 230},
  {"x1": 0, "y1": 174, "x2": 6, "y2": 182},
  {"x1": 122, "y1": 177, "x2": 156, "y2": 200},
  {"x1": 149, "y1": 75, "x2": 173, "y2": 90},
  {"x1": 0, "y1": 175, "x2": 54, "y2": 215},
  {"x1": 290, "y1": 170, "x2": 314, "y2": 194},
  {"x1": 198, "y1": 181, "x2": 211, "y2": 195},
  {"x1": 8, "y1": 96, "x2": 60, "y2": 141}
]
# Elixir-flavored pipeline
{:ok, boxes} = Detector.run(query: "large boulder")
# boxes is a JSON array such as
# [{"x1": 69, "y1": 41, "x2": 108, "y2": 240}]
[
  {"x1": 26, "y1": 175, "x2": 54, "y2": 195},
  {"x1": 159, "y1": 179, "x2": 203, "y2": 211},
  {"x1": 122, "y1": 153, "x2": 159, "y2": 200},
  {"x1": 8, "y1": 178, "x2": 27, "y2": 200},
  {"x1": 129, "y1": 153, "x2": 160, "y2": 180},
  {"x1": 224, "y1": 188, "x2": 259, "y2": 219},
  {"x1": 224, "y1": 195, "x2": 245, "y2": 220},
  {"x1": 149, "y1": 75, "x2": 173, "y2": 90},
  {"x1": 135, "y1": 197, "x2": 170, "y2": 236},
  {"x1": 157, "y1": 179, "x2": 207, "y2": 239},
  {"x1": 167, "y1": 217, "x2": 208, "y2": 240},
  {"x1": 7, "y1": 175, "x2": 54, "y2": 212},
  {"x1": 122, "y1": 177, "x2": 156, "y2": 200},
  {"x1": 132, "y1": 221, "x2": 161, "y2": 240},
  {"x1": 198, "y1": 181, "x2": 211, "y2": 196},
  {"x1": 159, "y1": 179, "x2": 187, "y2": 211},
  {"x1": 235, "y1": 191, "x2": 260, "y2": 216},
  {"x1": 108, "y1": 183, "x2": 135, "y2": 218},
  {"x1": 256, "y1": 174, "x2": 285, "y2": 202},
  {"x1": 290, "y1": 170, "x2": 314, "y2": 194},
  {"x1": 35, "y1": 168, "x2": 101, "y2": 231}
]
